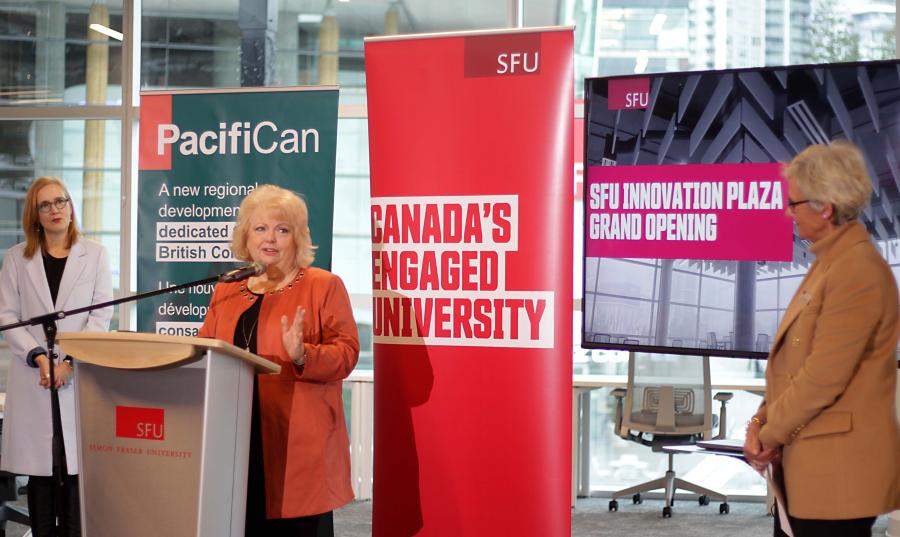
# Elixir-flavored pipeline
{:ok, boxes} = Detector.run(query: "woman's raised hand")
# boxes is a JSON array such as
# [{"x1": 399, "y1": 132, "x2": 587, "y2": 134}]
[{"x1": 281, "y1": 306, "x2": 306, "y2": 364}]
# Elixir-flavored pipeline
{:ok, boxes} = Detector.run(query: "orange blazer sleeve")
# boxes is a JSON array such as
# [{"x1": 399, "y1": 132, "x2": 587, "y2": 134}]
[{"x1": 298, "y1": 274, "x2": 359, "y2": 383}]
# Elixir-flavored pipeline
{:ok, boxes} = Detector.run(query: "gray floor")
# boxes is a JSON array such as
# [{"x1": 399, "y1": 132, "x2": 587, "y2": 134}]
[
  {"x1": 337, "y1": 498, "x2": 890, "y2": 537},
  {"x1": 0, "y1": 356, "x2": 891, "y2": 537},
  {"x1": 0, "y1": 497, "x2": 892, "y2": 536}
]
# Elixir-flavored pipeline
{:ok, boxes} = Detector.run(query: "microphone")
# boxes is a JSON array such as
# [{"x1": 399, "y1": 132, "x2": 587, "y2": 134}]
[{"x1": 219, "y1": 262, "x2": 266, "y2": 283}]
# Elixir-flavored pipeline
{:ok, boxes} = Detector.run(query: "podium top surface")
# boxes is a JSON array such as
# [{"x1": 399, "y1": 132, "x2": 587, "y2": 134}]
[{"x1": 57, "y1": 331, "x2": 281, "y2": 373}]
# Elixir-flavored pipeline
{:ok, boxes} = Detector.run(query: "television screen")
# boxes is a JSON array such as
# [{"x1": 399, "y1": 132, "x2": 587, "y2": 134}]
[{"x1": 582, "y1": 59, "x2": 900, "y2": 358}]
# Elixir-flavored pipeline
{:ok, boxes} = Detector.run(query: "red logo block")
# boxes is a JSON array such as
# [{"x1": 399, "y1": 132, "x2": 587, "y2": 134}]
[
  {"x1": 464, "y1": 32, "x2": 542, "y2": 78},
  {"x1": 116, "y1": 406, "x2": 165, "y2": 441},
  {"x1": 608, "y1": 77, "x2": 650, "y2": 110},
  {"x1": 138, "y1": 94, "x2": 173, "y2": 171}
]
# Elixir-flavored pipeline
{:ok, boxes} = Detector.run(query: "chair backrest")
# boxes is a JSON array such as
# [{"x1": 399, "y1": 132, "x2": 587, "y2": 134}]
[
  {"x1": 755, "y1": 333, "x2": 770, "y2": 352},
  {"x1": 621, "y1": 353, "x2": 712, "y2": 436}
]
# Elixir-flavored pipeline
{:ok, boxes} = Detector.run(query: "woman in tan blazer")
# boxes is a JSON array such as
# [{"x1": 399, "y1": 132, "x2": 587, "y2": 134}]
[
  {"x1": 199, "y1": 185, "x2": 359, "y2": 537},
  {"x1": 743, "y1": 141, "x2": 900, "y2": 537}
]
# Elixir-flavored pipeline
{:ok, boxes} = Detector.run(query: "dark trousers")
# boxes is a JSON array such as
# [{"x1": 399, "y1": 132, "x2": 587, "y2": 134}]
[
  {"x1": 774, "y1": 506, "x2": 876, "y2": 537},
  {"x1": 246, "y1": 511, "x2": 334, "y2": 537},
  {"x1": 244, "y1": 377, "x2": 334, "y2": 537},
  {"x1": 27, "y1": 387, "x2": 81, "y2": 537},
  {"x1": 26, "y1": 474, "x2": 81, "y2": 537}
]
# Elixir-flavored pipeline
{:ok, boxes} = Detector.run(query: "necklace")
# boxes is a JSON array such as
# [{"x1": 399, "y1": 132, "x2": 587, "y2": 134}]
[
  {"x1": 240, "y1": 268, "x2": 305, "y2": 300},
  {"x1": 240, "y1": 308, "x2": 259, "y2": 351}
]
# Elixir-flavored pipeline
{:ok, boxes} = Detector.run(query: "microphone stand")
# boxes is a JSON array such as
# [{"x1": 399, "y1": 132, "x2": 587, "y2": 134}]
[
  {"x1": 0, "y1": 274, "x2": 224, "y2": 337},
  {"x1": 0, "y1": 270, "x2": 238, "y2": 534}
]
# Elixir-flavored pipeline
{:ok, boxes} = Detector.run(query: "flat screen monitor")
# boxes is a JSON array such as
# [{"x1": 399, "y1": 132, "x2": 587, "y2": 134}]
[{"x1": 582, "y1": 59, "x2": 900, "y2": 358}]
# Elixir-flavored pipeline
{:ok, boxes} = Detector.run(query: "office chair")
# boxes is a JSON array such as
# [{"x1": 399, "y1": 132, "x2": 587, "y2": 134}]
[
  {"x1": 608, "y1": 353, "x2": 732, "y2": 518},
  {"x1": 755, "y1": 333, "x2": 770, "y2": 353},
  {"x1": 594, "y1": 333, "x2": 612, "y2": 343},
  {"x1": 706, "y1": 332, "x2": 726, "y2": 350}
]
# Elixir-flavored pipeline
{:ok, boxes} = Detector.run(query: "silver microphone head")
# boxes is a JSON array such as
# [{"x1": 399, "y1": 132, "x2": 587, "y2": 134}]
[{"x1": 219, "y1": 262, "x2": 268, "y2": 283}]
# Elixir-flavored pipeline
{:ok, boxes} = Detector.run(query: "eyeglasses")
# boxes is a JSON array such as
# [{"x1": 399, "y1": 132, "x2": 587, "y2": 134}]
[
  {"x1": 37, "y1": 197, "x2": 70, "y2": 213},
  {"x1": 787, "y1": 199, "x2": 811, "y2": 210}
]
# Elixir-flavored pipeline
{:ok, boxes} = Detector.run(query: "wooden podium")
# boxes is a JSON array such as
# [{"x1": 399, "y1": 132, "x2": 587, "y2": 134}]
[{"x1": 57, "y1": 332, "x2": 280, "y2": 537}]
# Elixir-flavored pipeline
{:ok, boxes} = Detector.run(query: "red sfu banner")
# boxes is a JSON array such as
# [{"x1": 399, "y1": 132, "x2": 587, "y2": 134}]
[{"x1": 365, "y1": 27, "x2": 573, "y2": 536}]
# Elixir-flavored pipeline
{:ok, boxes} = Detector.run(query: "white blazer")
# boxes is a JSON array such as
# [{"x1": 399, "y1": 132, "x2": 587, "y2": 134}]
[{"x1": 0, "y1": 239, "x2": 112, "y2": 476}]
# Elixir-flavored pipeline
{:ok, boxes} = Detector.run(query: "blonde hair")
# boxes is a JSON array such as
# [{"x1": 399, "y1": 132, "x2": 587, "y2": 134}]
[
  {"x1": 783, "y1": 140, "x2": 872, "y2": 225},
  {"x1": 231, "y1": 184, "x2": 316, "y2": 268},
  {"x1": 22, "y1": 176, "x2": 80, "y2": 259}
]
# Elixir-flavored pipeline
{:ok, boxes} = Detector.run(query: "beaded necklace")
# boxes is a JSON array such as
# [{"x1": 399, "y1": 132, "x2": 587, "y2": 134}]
[{"x1": 239, "y1": 268, "x2": 305, "y2": 301}]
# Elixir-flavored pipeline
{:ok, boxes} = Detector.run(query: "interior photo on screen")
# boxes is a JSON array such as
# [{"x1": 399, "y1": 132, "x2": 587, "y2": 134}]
[{"x1": 582, "y1": 59, "x2": 900, "y2": 358}]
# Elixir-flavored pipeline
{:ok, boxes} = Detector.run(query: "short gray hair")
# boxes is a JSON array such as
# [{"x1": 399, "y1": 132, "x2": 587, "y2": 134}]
[{"x1": 782, "y1": 140, "x2": 872, "y2": 225}]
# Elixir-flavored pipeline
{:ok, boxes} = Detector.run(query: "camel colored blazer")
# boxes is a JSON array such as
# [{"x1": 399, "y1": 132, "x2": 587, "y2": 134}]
[
  {"x1": 199, "y1": 267, "x2": 359, "y2": 519},
  {"x1": 0, "y1": 239, "x2": 113, "y2": 476},
  {"x1": 755, "y1": 221, "x2": 900, "y2": 519}
]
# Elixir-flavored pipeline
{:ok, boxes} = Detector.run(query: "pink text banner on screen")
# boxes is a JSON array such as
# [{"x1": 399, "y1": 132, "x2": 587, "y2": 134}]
[{"x1": 586, "y1": 162, "x2": 792, "y2": 261}]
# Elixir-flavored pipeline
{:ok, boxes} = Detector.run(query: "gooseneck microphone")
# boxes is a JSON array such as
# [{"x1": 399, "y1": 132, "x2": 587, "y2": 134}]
[{"x1": 219, "y1": 262, "x2": 266, "y2": 283}]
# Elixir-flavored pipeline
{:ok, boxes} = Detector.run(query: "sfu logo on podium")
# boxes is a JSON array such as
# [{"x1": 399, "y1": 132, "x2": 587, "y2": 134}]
[{"x1": 116, "y1": 406, "x2": 165, "y2": 441}]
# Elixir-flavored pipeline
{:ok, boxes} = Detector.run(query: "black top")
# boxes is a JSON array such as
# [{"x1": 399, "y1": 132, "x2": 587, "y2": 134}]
[
  {"x1": 233, "y1": 292, "x2": 263, "y2": 353},
  {"x1": 42, "y1": 251, "x2": 68, "y2": 305}
]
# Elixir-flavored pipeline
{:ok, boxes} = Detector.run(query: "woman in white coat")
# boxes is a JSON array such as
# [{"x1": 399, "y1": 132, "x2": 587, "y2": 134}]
[{"x1": 0, "y1": 177, "x2": 112, "y2": 537}]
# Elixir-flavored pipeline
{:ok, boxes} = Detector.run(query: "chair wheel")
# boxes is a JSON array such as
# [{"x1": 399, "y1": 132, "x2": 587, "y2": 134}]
[
  {"x1": 719, "y1": 502, "x2": 730, "y2": 514},
  {"x1": 632, "y1": 493, "x2": 643, "y2": 504},
  {"x1": 662, "y1": 506, "x2": 672, "y2": 518},
  {"x1": 609, "y1": 500, "x2": 618, "y2": 512},
  {"x1": 698, "y1": 495, "x2": 710, "y2": 506}
]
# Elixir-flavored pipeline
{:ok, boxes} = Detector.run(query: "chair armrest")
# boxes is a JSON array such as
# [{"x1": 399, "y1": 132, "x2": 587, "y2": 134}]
[
  {"x1": 610, "y1": 388, "x2": 628, "y2": 439},
  {"x1": 713, "y1": 391, "x2": 733, "y2": 439}
]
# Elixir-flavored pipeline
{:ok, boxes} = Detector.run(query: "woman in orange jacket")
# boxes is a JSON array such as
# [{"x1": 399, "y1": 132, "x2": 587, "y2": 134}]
[{"x1": 199, "y1": 184, "x2": 359, "y2": 537}]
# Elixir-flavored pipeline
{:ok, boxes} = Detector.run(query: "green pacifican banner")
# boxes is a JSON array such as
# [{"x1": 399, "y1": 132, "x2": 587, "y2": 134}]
[{"x1": 137, "y1": 87, "x2": 338, "y2": 334}]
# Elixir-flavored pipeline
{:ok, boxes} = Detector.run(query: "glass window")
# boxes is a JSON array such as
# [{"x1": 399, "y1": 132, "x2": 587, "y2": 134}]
[
  {"x1": 699, "y1": 276, "x2": 734, "y2": 309},
  {"x1": 698, "y1": 307, "x2": 732, "y2": 344},
  {"x1": 885, "y1": 239, "x2": 900, "y2": 263},
  {"x1": 667, "y1": 303, "x2": 698, "y2": 343},
  {"x1": 565, "y1": 0, "x2": 895, "y2": 83},
  {"x1": 584, "y1": 256, "x2": 600, "y2": 295},
  {"x1": 670, "y1": 269, "x2": 699, "y2": 304},
  {"x1": 778, "y1": 275, "x2": 803, "y2": 308},
  {"x1": 589, "y1": 295, "x2": 653, "y2": 340},
  {"x1": 594, "y1": 259, "x2": 657, "y2": 300},
  {"x1": 755, "y1": 278, "x2": 778, "y2": 310},
  {"x1": 0, "y1": 0, "x2": 124, "y2": 106},
  {"x1": 0, "y1": 119, "x2": 122, "y2": 287},
  {"x1": 754, "y1": 311, "x2": 778, "y2": 347}
]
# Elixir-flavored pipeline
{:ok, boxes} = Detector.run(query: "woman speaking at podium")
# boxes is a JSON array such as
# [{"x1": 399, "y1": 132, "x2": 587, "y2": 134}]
[
  {"x1": 0, "y1": 176, "x2": 113, "y2": 537},
  {"x1": 199, "y1": 185, "x2": 359, "y2": 537},
  {"x1": 743, "y1": 141, "x2": 900, "y2": 537}
]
